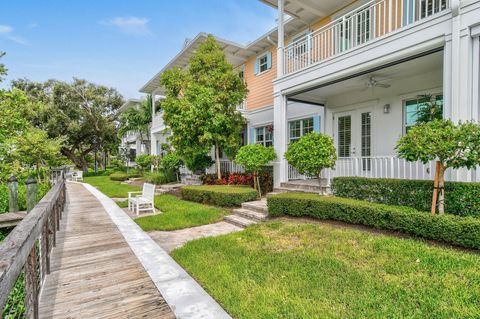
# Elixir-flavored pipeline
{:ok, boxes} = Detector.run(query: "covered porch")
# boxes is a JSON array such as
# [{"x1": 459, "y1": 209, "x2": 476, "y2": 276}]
[{"x1": 276, "y1": 49, "x2": 459, "y2": 185}]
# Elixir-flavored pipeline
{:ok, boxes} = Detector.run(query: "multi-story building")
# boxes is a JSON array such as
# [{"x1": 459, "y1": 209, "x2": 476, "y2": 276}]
[
  {"x1": 137, "y1": 0, "x2": 480, "y2": 186},
  {"x1": 118, "y1": 99, "x2": 150, "y2": 166}
]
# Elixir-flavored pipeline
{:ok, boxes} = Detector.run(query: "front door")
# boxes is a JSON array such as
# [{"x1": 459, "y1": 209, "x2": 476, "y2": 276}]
[{"x1": 334, "y1": 108, "x2": 373, "y2": 171}]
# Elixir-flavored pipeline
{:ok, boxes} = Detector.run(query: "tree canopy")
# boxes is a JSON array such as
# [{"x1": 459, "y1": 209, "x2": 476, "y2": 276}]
[
  {"x1": 160, "y1": 35, "x2": 247, "y2": 179},
  {"x1": 118, "y1": 96, "x2": 153, "y2": 154},
  {"x1": 13, "y1": 78, "x2": 123, "y2": 171}
]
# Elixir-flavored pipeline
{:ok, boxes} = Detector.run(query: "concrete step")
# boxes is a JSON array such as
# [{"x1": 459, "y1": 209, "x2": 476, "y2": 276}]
[
  {"x1": 273, "y1": 187, "x2": 322, "y2": 194},
  {"x1": 233, "y1": 208, "x2": 268, "y2": 222},
  {"x1": 241, "y1": 200, "x2": 268, "y2": 214},
  {"x1": 224, "y1": 215, "x2": 257, "y2": 228},
  {"x1": 280, "y1": 182, "x2": 327, "y2": 191}
]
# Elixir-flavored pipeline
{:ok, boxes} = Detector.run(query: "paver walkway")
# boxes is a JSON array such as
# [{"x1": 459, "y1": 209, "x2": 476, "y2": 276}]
[
  {"x1": 38, "y1": 183, "x2": 175, "y2": 319},
  {"x1": 149, "y1": 222, "x2": 241, "y2": 253}
]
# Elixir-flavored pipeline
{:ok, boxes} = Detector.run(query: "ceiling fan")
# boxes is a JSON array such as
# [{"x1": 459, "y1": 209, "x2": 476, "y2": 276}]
[{"x1": 363, "y1": 76, "x2": 391, "y2": 91}]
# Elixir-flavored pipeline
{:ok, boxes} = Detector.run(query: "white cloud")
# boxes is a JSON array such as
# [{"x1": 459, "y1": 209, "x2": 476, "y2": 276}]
[
  {"x1": 99, "y1": 17, "x2": 153, "y2": 37},
  {"x1": 0, "y1": 24, "x2": 30, "y2": 45}
]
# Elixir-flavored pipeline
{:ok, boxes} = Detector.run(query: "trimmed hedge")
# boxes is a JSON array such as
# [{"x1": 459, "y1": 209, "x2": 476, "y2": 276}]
[
  {"x1": 181, "y1": 185, "x2": 258, "y2": 207},
  {"x1": 332, "y1": 177, "x2": 480, "y2": 217},
  {"x1": 268, "y1": 192, "x2": 480, "y2": 250},
  {"x1": 109, "y1": 172, "x2": 129, "y2": 181}
]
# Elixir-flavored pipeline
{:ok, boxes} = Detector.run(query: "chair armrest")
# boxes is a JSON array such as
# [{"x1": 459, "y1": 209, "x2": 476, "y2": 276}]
[{"x1": 128, "y1": 191, "x2": 142, "y2": 199}]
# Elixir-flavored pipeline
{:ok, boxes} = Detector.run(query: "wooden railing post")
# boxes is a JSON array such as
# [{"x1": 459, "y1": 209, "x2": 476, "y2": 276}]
[
  {"x1": 7, "y1": 175, "x2": 19, "y2": 213},
  {"x1": 26, "y1": 177, "x2": 38, "y2": 213},
  {"x1": 25, "y1": 245, "x2": 39, "y2": 319}
]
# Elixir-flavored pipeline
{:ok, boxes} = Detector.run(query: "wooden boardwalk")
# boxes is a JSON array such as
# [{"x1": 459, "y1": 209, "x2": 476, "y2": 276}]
[{"x1": 38, "y1": 183, "x2": 175, "y2": 319}]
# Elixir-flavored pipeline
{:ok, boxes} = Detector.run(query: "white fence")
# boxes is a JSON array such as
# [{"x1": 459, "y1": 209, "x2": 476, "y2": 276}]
[
  {"x1": 289, "y1": 156, "x2": 439, "y2": 181},
  {"x1": 206, "y1": 160, "x2": 245, "y2": 175},
  {"x1": 284, "y1": 0, "x2": 449, "y2": 74}
]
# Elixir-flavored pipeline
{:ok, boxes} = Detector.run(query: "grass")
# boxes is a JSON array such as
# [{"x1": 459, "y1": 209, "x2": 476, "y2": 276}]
[
  {"x1": 135, "y1": 194, "x2": 228, "y2": 231},
  {"x1": 83, "y1": 175, "x2": 140, "y2": 198},
  {"x1": 172, "y1": 221, "x2": 480, "y2": 319}
]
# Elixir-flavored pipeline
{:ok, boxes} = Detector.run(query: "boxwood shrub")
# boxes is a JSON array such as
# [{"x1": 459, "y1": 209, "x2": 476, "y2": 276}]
[
  {"x1": 109, "y1": 172, "x2": 129, "y2": 182},
  {"x1": 181, "y1": 185, "x2": 258, "y2": 207},
  {"x1": 268, "y1": 192, "x2": 480, "y2": 249},
  {"x1": 332, "y1": 177, "x2": 480, "y2": 217}
]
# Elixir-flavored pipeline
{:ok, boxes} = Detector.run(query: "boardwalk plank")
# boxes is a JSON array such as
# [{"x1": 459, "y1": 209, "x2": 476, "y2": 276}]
[{"x1": 38, "y1": 183, "x2": 175, "y2": 319}]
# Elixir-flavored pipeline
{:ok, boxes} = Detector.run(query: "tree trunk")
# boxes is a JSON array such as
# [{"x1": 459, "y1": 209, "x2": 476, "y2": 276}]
[
  {"x1": 215, "y1": 144, "x2": 221, "y2": 180},
  {"x1": 438, "y1": 163, "x2": 446, "y2": 214},
  {"x1": 256, "y1": 174, "x2": 262, "y2": 198}
]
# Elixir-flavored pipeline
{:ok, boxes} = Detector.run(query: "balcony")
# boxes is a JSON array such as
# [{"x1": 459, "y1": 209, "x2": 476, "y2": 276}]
[{"x1": 284, "y1": 0, "x2": 449, "y2": 75}]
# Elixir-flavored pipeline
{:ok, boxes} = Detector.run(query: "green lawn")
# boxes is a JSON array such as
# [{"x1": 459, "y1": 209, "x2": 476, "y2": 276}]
[
  {"x1": 135, "y1": 194, "x2": 228, "y2": 231},
  {"x1": 172, "y1": 221, "x2": 480, "y2": 319},
  {"x1": 83, "y1": 175, "x2": 140, "y2": 198}
]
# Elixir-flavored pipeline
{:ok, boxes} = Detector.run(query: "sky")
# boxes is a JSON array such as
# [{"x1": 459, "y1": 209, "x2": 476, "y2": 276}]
[{"x1": 0, "y1": 0, "x2": 276, "y2": 99}]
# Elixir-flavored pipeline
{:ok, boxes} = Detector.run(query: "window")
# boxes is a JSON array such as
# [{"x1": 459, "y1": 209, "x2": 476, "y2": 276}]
[
  {"x1": 255, "y1": 126, "x2": 273, "y2": 147},
  {"x1": 338, "y1": 115, "x2": 351, "y2": 158},
  {"x1": 404, "y1": 95, "x2": 443, "y2": 133},
  {"x1": 259, "y1": 54, "x2": 268, "y2": 73},
  {"x1": 289, "y1": 117, "x2": 314, "y2": 143}
]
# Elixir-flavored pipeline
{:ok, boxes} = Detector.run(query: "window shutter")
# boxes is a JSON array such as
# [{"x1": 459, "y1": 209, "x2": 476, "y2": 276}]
[
  {"x1": 313, "y1": 115, "x2": 321, "y2": 133},
  {"x1": 249, "y1": 127, "x2": 255, "y2": 144},
  {"x1": 254, "y1": 58, "x2": 260, "y2": 75},
  {"x1": 266, "y1": 52, "x2": 272, "y2": 70}
]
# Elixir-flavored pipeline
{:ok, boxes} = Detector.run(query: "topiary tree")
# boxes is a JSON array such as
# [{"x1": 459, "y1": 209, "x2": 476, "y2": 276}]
[
  {"x1": 396, "y1": 119, "x2": 480, "y2": 214},
  {"x1": 284, "y1": 132, "x2": 337, "y2": 194},
  {"x1": 135, "y1": 154, "x2": 152, "y2": 172},
  {"x1": 235, "y1": 144, "x2": 276, "y2": 197}
]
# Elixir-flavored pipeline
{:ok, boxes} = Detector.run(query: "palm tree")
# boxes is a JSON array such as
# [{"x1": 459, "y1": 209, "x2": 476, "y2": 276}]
[{"x1": 118, "y1": 95, "x2": 153, "y2": 154}]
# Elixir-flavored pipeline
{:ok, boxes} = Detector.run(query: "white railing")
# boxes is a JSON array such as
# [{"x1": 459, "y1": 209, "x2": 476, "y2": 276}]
[
  {"x1": 289, "y1": 156, "x2": 438, "y2": 181},
  {"x1": 206, "y1": 160, "x2": 245, "y2": 175},
  {"x1": 284, "y1": 0, "x2": 449, "y2": 74}
]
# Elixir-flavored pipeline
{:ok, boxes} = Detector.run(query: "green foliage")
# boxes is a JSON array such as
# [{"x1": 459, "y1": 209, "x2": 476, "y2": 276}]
[
  {"x1": 396, "y1": 119, "x2": 480, "y2": 170},
  {"x1": 118, "y1": 96, "x2": 152, "y2": 153},
  {"x1": 235, "y1": 144, "x2": 276, "y2": 173},
  {"x1": 13, "y1": 78, "x2": 123, "y2": 171},
  {"x1": 109, "y1": 172, "x2": 129, "y2": 181},
  {"x1": 135, "y1": 154, "x2": 152, "y2": 171},
  {"x1": 284, "y1": 132, "x2": 337, "y2": 178},
  {"x1": 414, "y1": 94, "x2": 443, "y2": 124},
  {"x1": 135, "y1": 194, "x2": 228, "y2": 231},
  {"x1": 184, "y1": 152, "x2": 214, "y2": 174},
  {"x1": 0, "y1": 182, "x2": 50, "y2": 213},
  {"x1": 161, "y1": 152, "x2": 182, "y2": 171},
  {"x1": 172, "y1": 221, "x2": 480, "y2": 319},
  {"x1": 268, "y1": 192, "x2": 480, "y2": 249},
  {"x1": 144, "y1": 171, "x2": 176, "y2": 185},
  {"x1": 181, "y1": 185, "x2": 258, "y2": 207},
  {"x1": 332, "y1": 177, "x2": 480, "y2": 217},
  {"x1": 160, "y1": 35, "x2": 248, "y2": 177},
  {"x1": 0, "y1": 51, "x2": 7, "y2": 82}
]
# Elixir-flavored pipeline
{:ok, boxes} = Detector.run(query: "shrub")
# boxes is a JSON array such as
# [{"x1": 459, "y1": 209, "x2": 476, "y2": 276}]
[
  {"x1": 127, "y1": 170, "x2": 142, "y2": 178},
  {"x1": 135, "y1": 154, "x2": 152, "y2": 171},
  {"x1": 268, "y1": 192, "x2": 480, "y2": 249},
  {"x1": 184, "y1": 153, "x2": 214, "y2": 174},
  {"x1": 332, "y1": 177, "x2": 480, "y2": 217},
  {"x1": 0, "y1": 182, "x2": 51, "y2": 213},
  {"x1": 181, "y1": 185, "x2": 258, "y2": 207},
  {"x1": 109, "y1": 172, "x2": 129, "y2": 181},
  {"x1": 145, "y1": 171, "x2": 177, "y2": 185}
]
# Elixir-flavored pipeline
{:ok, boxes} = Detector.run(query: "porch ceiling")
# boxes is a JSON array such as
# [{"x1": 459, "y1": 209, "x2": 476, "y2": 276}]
[
  {"x1": 288, "y1": 51, "x2": 444, "y2": 105},
  {"x1": 259, "y1": 0, "x2": 353, "y2": 24}
]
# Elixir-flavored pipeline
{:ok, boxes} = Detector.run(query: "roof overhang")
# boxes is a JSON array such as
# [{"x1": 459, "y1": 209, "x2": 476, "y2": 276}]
[
  {"x1": 118, "y1": 98, "x2": 141, "y2": 113},
  {"x1": 259, "y1": 0, "x2": 354, "y2": 24}
]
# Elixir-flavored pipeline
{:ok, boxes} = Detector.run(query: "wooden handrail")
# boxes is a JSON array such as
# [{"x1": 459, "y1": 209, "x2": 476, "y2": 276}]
[{"x1": 0, "y1": 174, "x2": 66, "y2": 318}]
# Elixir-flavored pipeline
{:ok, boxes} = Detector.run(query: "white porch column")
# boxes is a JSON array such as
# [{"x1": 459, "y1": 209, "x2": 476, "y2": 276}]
[
  {"x1": 273, "y1": 92, "x2": 288, "y2": 187},
  {"x1": 277, "y1": 0, "x2": 285, "y2": 77}
]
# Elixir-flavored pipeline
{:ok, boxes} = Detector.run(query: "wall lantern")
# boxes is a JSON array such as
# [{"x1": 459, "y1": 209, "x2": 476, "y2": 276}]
[{"x1": 383, "y1": 104, "x2": 391, "y2": 114}]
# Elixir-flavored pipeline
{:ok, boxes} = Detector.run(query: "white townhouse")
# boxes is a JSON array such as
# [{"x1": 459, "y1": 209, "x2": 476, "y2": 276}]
[
  {"x1": 118, "y1": 99, "x2": 150, "y2": 166},
  {"x1": 258, "y1": 0, "x2": 480, "y2": 187}
]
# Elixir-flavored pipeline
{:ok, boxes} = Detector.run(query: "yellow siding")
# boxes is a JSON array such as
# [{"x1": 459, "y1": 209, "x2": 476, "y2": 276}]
[{"x1": 244, "y1": 48, "x2": 277, "y2": 111}]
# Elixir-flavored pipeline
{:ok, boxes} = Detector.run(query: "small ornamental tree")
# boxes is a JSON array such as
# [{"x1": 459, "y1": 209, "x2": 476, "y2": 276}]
[
  {"x1": 235, "y1": 144, "x2": 276, "y2": 197},
  {"x1": 284, "y1": 132, "x2": 337, "y2": 194},
  {"x1": 135, "y1": 154, "x2": 152, "y2": 172},
  {"x1": 396, "y1": 119, "x2": 480, "y2": 214},
  {"x1": 161, "y1": 152, "x2": 183, "y2": 182}
]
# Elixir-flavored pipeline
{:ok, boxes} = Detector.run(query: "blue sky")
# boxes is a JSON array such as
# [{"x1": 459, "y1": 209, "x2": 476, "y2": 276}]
[{"x1": 0, "y1": 0, "x2": 276, "y2": 99}]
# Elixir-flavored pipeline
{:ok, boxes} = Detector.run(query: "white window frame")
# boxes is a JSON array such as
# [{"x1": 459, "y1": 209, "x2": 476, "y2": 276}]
[
  {"x1": 288, "y1": 117, "x2": 314, "y2": 143},
  {"x1": 403, "y1": 94, "x2": 443, "y2": 134},
  {"x1": 255, "y1": 125, "x2": 273, "y2": 147},
  {"x1": 258, "y1": 53, "x2": 269, "y2": 74}
]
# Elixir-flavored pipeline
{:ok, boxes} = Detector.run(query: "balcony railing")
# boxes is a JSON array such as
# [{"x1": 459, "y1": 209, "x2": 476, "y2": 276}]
[
  {"x1": 206, "y1": 160, "x2": 245, "y2": 175},
  {"x1": 288, "y1": 156, "x2": 439, "y2": 181},
  {"x1": 284, "y1": 0, "x2": 449, "y2": 74}
]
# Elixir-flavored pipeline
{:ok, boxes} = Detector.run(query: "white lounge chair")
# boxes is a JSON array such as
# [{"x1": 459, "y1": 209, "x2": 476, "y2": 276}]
[
  {"x1": 128, "y1": 183, "x2": 156, "y2": 216},
  {"x1": 73, "y1": 171, "x2": 83, "y2": 182}
]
